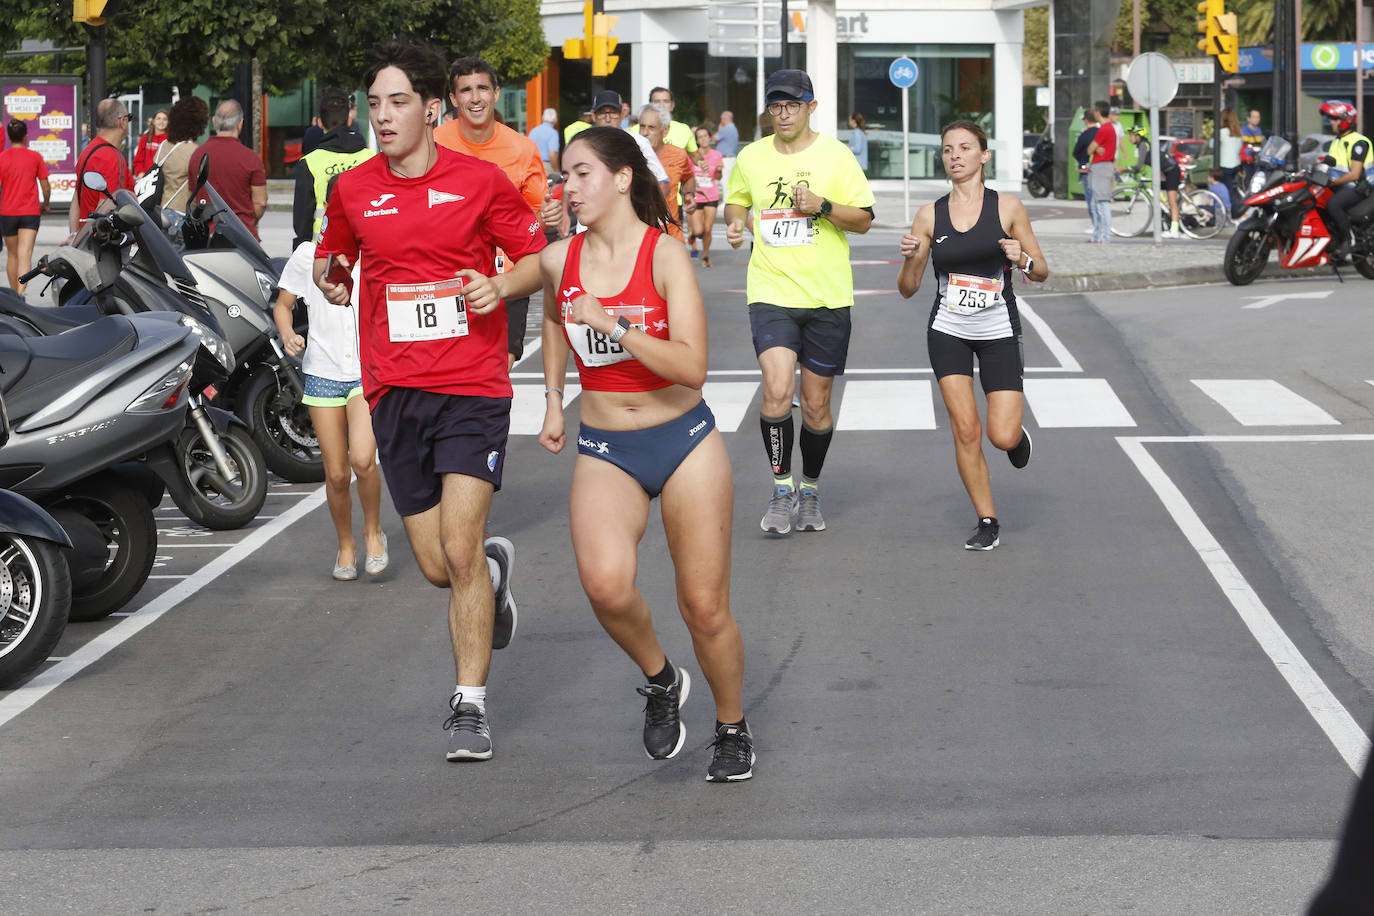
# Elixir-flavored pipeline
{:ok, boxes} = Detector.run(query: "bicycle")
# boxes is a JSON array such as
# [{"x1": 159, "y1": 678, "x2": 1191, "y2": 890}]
[{"x1": 1110, "y1": 171, "x2": 1229, "y2": 239}]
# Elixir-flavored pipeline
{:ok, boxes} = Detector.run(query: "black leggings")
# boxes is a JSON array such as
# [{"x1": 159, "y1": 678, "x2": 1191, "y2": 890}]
[{"x1": 1327, "y1": 185, "x2": 1362, "y2": 233}]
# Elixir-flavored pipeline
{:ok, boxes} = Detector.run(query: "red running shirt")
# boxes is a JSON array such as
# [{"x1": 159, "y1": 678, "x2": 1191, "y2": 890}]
[
  {"x1": 0, "y1": 147, "x2": 50, "y2": 215},
  {"x1": 558, "y1": 227, "x2": 672, "y2": 393},
  {"x1": 318, "y1": 145, "x2": 546, "y2": 407}
]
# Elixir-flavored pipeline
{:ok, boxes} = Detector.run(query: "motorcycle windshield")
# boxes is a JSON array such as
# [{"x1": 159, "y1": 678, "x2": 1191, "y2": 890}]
[
  {"x1": 1257, "y1": 135, "x2": 1292, "y2": 168},
  {"x1": 200, "y1": 182, "x2": 276, "y2": 276},
  {"x1": 113, "y1": 189, "x2": 196, "y2": 284}
]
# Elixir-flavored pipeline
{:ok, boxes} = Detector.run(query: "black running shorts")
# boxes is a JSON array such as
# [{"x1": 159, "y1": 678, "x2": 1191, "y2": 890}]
[
  {"x1": 927, "y1": 328, "x2": 1024, "y2": 393},
  {"x1": 748, "y1": 303, "x2": 852, "y2": 377},
  {"x1": 0, "y1": 214, "x2": 40, "y2": 236},
  {"x1": 369, "y1": 388, "x2": 511, "y2": 516},
  {"x1": 505, "y1": 296, "x2": 530, "y2": 360}
]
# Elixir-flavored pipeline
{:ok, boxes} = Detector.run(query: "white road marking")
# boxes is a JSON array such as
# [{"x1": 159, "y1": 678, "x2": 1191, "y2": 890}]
[
  {"x1": 1119, "y1": 434, "x2": 1373, "y2": 774},
  {"x1": 509, "y1": 383, "x2": 582, "y2": 436},
  {"x1": 836, "y1": 380, "x2": 937, "y2": 430},
  {"x1": 0, "y1": 486, "x2": 328, "y2": 730},
  {"x1": 147, "y1": 575, "x2": 190, "y2": 580},
  {"x1": 1192, "y1": 379, "x2": 1340, "y2": 426},
  {"x1": 1024, "y1": 378, "x2": 1136, "y2": 428},
  {"x1": 1017, "y1": 297, "x2": 1082, "y2": 373},
  {"x1": 1241, "y1": 290, "x2": 1333, "y2": 310},
  {"x1": 701, "y1": 381, "x2": 761, "y2": 432}
]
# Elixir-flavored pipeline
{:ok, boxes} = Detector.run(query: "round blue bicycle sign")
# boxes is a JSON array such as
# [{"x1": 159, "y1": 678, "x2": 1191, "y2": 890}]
[{"x1": 889, "y1": 57, "x2": 919, "y2": 89}]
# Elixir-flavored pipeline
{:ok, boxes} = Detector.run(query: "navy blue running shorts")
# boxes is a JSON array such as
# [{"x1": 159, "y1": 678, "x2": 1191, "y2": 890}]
[
  {"x1": 577, "y1": 400, "x2": 716, "y2": 497},
  {"x1": 927, "y1": 328, "x2": 1024, "y2": 393},
  {"x1": 369, "y1": 388, "x2": 511, "y2": 516},
  {"x1": 748, "y1": 303, "x2": 852, "y2": 377}
]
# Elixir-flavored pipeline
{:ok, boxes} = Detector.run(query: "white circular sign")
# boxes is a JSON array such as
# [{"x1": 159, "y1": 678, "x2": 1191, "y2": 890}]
[{"x1": 1126, "y1": 52, "x2": 1178, "y2": 109}]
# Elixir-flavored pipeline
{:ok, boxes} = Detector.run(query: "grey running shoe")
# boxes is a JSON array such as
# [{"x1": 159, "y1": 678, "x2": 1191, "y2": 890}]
[
  {"x1": 1008, "y1": 427, "x2": 1032, "y2": 469},
  {"x1": 636, "y1": 667, "x2": 691, "y2": 759},
  {"x1": 486, "y1": 536, "x2": 517, "y2": 650},
  {"x1": 760, "y1": 485, "x2": 797, "y2": 536},
  {"x1": 796, "y1": 487, "x2": 825, "y2": 532},
  {"x1": 444, "y1": 695, "x2": 493, "y2": 761},
  {"x1": 965, "y1": 517, "x2": 1000, "y2": 551},
  {"x1": 707, "y1": 722, "x2": 756, "y2": 782}
]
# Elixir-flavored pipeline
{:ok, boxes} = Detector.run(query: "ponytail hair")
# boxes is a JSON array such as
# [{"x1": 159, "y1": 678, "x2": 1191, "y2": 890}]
[{"x1": 566, "y1": 126, "x2": 675, "y2": 234}]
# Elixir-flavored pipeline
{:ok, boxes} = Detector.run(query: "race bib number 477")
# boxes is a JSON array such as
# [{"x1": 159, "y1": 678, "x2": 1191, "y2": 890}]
[
  {"x1": 386, "y1": 278, "x2": 468, "y2": 342},
  {"x1": 760, "y1": 208, "x2": 814, "y2": 247}
]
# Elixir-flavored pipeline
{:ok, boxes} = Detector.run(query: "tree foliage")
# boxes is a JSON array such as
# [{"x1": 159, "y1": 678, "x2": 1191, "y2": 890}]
[
  {"x1": 0, "y1": 0, "x2": 549, "y2": 93},
  {"x1": 1107, "y1": 0, "x2": 1356, "y2": 55}
]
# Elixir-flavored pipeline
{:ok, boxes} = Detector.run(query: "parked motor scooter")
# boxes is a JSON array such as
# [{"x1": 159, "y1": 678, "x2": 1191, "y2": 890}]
[
  {"x1": 0, "y1": 393, "x2": 73, "y2": 688},
  {"x1": 1024, "y1": 134, "x2": 1053, "y2": 198},
  {"x1": 159, "y1": 157, "x2": 323, "y2": 482},
  {"x1": 13, "y1": 178, "x2": 267, "y2": 530}
]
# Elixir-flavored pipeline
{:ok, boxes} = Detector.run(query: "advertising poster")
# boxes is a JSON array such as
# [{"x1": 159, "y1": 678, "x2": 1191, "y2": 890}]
[{"x1": 2, "y1": 76, "x2": 83, "y2": 205}]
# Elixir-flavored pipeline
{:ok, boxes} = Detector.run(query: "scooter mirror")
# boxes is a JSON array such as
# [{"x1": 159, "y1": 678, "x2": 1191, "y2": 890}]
[
  {"x1": 82, "y1": 171, "x2": 108, "y2": 193},
  {"x1": 114, "y1": 203, "x2": 148, "y2": 228}
]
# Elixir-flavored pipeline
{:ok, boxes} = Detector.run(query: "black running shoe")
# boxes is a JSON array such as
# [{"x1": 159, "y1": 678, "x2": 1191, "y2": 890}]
[
  {"x1": 636, "y1": 667, "x2": 691, "y2": 759},
  {"x1": 707, "y1": 722, "x2": 756, "y2": 782},
  {"x1": 486, "y1": 536, "x2": 517, "y2": 650},
  {"x1": 965, "y1": 517, "x2": 1000, "y2": 551},
  {"x1": 1008, "y1": 427, "x2": 1032, "y2": 469}
]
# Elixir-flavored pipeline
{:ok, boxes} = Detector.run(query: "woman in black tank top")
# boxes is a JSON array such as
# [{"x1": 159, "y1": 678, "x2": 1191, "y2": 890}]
[{"x1": 896, "y1": 120, "x2": 1049, "y2": 551}]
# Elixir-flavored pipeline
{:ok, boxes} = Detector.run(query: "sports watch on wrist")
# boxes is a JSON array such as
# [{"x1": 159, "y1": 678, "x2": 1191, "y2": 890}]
[
  {"x1": 609, "y1": 315, "x2": 632, "y2": 343},
  {"x1": 818, "y1": 198, "x2": 833, "y2": 218}
]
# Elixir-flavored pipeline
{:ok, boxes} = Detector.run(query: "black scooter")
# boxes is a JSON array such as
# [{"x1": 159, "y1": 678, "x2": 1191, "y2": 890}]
[{"x1": 1025, "y1": 134, "x2": 1053, "y2": 198}]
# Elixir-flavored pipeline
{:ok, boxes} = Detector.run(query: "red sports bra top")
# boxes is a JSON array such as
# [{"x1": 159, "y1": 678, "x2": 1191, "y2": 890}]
[{"x1": 557, "y1": 227, "x2": 673, "y2": 393}]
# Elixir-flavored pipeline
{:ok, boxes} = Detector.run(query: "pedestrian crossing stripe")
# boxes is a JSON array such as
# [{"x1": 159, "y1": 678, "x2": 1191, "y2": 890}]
[{"x1": 1191, "y1": 379, "x2": 1339, "y2": 427}]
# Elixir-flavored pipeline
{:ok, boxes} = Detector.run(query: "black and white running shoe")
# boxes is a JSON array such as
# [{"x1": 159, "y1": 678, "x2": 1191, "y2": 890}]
[
  {"x1": 964, "y1": 517, "x2": 1000, "y2": 551},
  {"x1": 1008, "y1": 427, "x2": 1032, "y2": 469},
  {"x1": 486, "y1": 536, "x2": 517, "y2": 650},
  {"x1": 707, "y1": 722, "x2": 756, "y2": 782},
  {"x1": 636, "y1": 667, "x2": 691, "y2": 759},
  {"x1": 444, "y1": 694, "x2": 492, "y2": 761}
]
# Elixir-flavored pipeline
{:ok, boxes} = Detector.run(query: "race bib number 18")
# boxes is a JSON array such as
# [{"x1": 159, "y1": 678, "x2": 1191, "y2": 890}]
[
  {"x1": 386, "y1": 278, "x2": 468, "y2": 342},
  {"x1": 760, "y1": 208, "x2": 814, "y2": 247}
]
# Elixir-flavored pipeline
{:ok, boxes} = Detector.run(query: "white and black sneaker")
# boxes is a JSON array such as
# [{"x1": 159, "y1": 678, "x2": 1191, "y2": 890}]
[
  {"x1": 964, "y1": 517, "x2": 1000, "y2": 551},
  {"x1": 1008, "y1": 427, "x2": 1032, "y2": 469},
  {"x1": 707, "y1": 722, "x2": 756, "y2": 782},
  {"x1": 636, "y1": 667, "x2": 691, "y2": 759},
  {"x1": 486, "y1": 536, "x2": 517, "y2": 650}
]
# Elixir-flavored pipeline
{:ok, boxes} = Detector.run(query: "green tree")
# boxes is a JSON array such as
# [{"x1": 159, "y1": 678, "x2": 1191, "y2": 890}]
[{"x1": 1233, "y1": 0, "x2": 1355, "y2": 46}]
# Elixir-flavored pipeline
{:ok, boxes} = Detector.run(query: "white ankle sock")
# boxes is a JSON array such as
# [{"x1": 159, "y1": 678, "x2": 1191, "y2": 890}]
[{"x1": 454, "y1": 685, "x2": 486, "y2": 712}]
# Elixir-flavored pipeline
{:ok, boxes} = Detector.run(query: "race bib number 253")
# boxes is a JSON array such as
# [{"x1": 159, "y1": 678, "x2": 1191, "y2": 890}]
[{"x1": 386, "y1": 278, "x2": 468, "y2": 342}]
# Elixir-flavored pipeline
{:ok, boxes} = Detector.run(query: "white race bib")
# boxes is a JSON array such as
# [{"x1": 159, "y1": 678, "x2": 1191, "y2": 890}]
[
  {"x1": 760, "y1": 208, "x2": 814, "y2": 247},
  {"x1": 945, "y1": 272, "x2": 1004, "y2": 316},
  {"x1": 565, "y1": 300, "x2": 647, "y2": 368},
  {"x1": 696, "y1": 176, "x2": 714, "y2": 190},
  {"x1": 386, "y1": 278, "x2": 468, "y2": 342}
]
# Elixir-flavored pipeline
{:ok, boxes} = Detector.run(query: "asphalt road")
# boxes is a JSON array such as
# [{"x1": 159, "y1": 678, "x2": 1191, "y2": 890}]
[{"x1": 1, "y1": 213, "x2": 1370, "y2": 914}]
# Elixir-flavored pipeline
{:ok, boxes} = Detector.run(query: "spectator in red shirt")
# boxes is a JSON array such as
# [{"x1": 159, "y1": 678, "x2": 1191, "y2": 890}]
[
  {"x1": 69, "y1": 98, "x2": 134, "y2": 233},
  {"x1": 1084, "y1": 101, "x2": 1116, "y2": 243},
  {"x1": 0, "y1": 118, "x2": 52, "y2": 293},
  {"x1": 188, "y1": 100, "x2": 268, "y2": 239},
  {"x1": 132, "y1": 108, "x2": 169, "y2": 176}
]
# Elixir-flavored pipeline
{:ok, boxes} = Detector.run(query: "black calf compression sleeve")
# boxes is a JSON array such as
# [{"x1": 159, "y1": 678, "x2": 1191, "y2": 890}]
[
  {"x1": 760, "y1": 413, "x2": 794, "y2": 477},
  {"x1": 800, "y1": 424, "x2": 834, "y2": 480}
]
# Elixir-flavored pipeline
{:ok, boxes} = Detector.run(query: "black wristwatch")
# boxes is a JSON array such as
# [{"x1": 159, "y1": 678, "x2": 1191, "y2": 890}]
[
  {"x1": 609, "y1": 315, "x2": 632, "y2": 343},
  {"x1": 817, "y1": 198, "x2": 833, "y2": 218}
]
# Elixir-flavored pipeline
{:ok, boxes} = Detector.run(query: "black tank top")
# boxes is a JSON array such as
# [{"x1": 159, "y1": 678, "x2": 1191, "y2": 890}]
[{"x1": 929, "y1": 189, "x2": 1020, "y2": 339}]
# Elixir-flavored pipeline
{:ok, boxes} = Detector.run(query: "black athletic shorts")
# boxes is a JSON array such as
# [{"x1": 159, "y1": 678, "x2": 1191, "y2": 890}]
[
  {"x1": 748, "y1": 303, "x2": 852, "y2": 377},
  {"x1": 1159, "y1": 174, "x2": 1180, "y2": 192},
  {"x1": 928, "y1": 328, "x2": 1024, "y2": 393},
  {"x1": 369, "y1": 388, "x2": 511, "y2": 516},
  {"x1": 0, "y1": 214, "x2": 40, "y2": 236},
  {"x1": 505, "y1": 296, "x2": 530, "y2": 360}
]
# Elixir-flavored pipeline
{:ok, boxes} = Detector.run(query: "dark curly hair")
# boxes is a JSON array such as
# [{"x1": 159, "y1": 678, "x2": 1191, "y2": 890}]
[
  {"x1": 566, "y1": 126, "x2": 674, "y2": 233},
  {"x1": 167, "y1": 96, "x2": 209, "y2": 143}
]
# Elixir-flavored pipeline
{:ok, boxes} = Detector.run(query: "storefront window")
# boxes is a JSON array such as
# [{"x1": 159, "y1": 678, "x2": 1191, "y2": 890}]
[
  {"x1": 669, "y1": 43, "x2": 766, "y2": 139},
  {"x1": 842, "y1": 44, "x2": 993, "y2": 179}
]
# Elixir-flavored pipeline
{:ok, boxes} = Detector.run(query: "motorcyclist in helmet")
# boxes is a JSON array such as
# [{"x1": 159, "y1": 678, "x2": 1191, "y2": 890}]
[{"x1": 1320, "y1": 100, "x2": 1370, "y2": 258}]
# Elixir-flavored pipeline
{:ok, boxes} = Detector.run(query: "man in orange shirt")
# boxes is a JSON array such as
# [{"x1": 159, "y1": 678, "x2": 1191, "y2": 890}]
[
  {"x1": 638, "y1": 104, "x2": 695, "y2": 242},
  {"x1": 433, "y1": 57, "x2": 546, "y2": 368}
]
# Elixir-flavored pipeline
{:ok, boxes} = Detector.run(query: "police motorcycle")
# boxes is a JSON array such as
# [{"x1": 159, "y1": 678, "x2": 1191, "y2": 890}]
[
  {"x1": 9, "y1": 174, "x2": 267, "y2": 530},
  {"x1": 0, "y1": 203, "x2": 206, "y2": 621},
  {"x1": 0, "y1": 393, "x2": 73, "y2": 688},
  {"x1": 154, "y1": 157, "x2": 323, "y2": 483}
]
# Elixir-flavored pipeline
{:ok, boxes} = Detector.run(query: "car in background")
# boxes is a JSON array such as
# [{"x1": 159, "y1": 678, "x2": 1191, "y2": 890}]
[{"x1": 1298, "y1": 133, "x2": 1335, "y2": 171}]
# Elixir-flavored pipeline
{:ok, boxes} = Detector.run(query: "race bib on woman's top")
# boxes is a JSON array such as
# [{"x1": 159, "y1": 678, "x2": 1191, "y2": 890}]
[
  {"x1": 386, "y1": 277, "x2": 468, "y2": 342},
  {"x1": 760, "y1": 208, "x2": 814, "y2": 247},
  {"x1": 565, "y1": 300, "x2": 646, "y2": 367},
  {"x1": 944, "y1": 272, "x2": 1005, "y2": 316}
]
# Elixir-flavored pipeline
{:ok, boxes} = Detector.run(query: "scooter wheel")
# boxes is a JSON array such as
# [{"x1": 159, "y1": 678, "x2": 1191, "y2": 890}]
[
  {"x1": 167, "y1": 422, "x2": 268, "y2": 531},
  {"x1": 0, "y1": 534, "x2": 71, "y2": 687},
  {"x1": 1027, "y1": 176, "x2": 1050, "y2": 198},
  {"x1": 239, "y1": 369, "x2": 324, "y2": 483},
  {"x1": 50, "y1": 478, "x2": 156, "y2": 621}
]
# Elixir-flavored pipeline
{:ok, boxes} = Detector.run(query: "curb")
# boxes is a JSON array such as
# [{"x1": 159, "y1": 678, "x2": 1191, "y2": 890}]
[{"x1": 1034, "y1": 262, "x2": 1346, "y2": 293}]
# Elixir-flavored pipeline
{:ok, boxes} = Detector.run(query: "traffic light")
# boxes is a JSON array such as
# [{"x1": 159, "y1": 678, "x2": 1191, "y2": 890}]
[
  {"x1": 1214, "y1": 12, "x2": 1239, "y2": 74},
  {"x1": 592, "y1": 13, "x2": 619, "y2": 77},
  {"x1": 1195, "y1": 0, "x2": 1221, "y2": 55},
  {"x1": 72, "y1": 0, "x2": 119, "y2": 25},
  {"x1": 563, "y1": 1, "x2": 594, "y2": 60}
]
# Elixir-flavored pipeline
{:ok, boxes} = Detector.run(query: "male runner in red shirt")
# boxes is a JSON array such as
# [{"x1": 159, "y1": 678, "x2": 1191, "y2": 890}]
[{"x1": 315, "y1": 38, "x2": 546, "y2": 762}]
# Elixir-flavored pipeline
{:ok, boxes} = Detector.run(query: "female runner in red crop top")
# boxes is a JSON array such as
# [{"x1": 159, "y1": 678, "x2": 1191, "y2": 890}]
[{"x1": 538, "y1": 126, "x2": 754, "y2": 782}]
